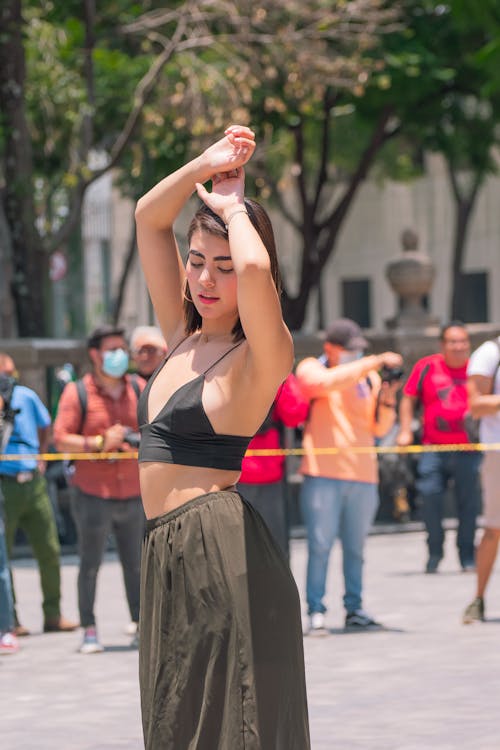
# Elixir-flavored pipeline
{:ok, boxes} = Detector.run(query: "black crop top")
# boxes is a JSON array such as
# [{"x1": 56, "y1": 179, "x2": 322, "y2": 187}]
[{"x1": 137, "y1": 338, "x2": 252, "y2": 471}]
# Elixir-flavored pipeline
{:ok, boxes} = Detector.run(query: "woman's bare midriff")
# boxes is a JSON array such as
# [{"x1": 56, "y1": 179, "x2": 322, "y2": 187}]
[{"x1": 139, "y1": 461, "x2": 241, "y2": 519}]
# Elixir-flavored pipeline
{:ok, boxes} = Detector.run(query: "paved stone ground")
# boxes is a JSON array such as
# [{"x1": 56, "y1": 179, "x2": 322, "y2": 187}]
[{"x1": 2, "y1": 528, "x2": 500, "y2": 750}]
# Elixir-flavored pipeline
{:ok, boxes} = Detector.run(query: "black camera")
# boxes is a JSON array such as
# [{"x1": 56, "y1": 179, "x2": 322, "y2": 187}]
[
  {"x1": 123, "y1": 428, "x2": 141, "y2": 448},
  {"x1": 0, "y1": 373, "x2": 19, "y2": 423},
  {"x1": 380, "y1": 365, "x2": 404, "y2": 384}
]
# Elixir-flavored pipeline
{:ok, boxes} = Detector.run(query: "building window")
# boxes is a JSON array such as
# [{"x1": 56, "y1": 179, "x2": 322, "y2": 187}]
[
  {"x1": 341, "y1": 279, "x2": 371, "y2": 328},
  {"x1": 457, "y1": 272, "x2": 489, "y2": 323}
]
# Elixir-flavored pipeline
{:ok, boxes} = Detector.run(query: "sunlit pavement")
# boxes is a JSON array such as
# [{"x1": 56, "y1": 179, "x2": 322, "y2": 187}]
[{"x1": 3, "y1": 528, "x2": 500, "y2": 750}]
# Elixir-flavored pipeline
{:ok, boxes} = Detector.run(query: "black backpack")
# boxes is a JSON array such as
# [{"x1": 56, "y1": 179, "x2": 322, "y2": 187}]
[{"x1": 0, "y1": 374, "x2": 19, "y2": 453}]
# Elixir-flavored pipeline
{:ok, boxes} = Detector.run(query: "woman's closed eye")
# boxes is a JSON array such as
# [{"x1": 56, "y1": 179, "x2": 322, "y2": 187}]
[{"x1": 190, "y1": 260, "x2": 233, "y2": 274}]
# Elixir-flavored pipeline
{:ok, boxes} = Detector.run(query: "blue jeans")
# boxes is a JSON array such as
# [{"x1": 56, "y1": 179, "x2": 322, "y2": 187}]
[
  {"x1": 0, "y1": 495, "x2": 15, "y2": 632},
  {"x1": 300, "y1": 476, "x2": 378, "y2": 615},
  {"x1": 416, "y1": 450, "x2": 482, "y2": 564}
]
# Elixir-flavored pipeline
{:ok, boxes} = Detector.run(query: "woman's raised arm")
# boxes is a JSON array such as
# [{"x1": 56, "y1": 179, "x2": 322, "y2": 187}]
[
  {"x1": 195, "y1": 146, "x2": 293, "y2": 390},
  {"x1": 135, "y1": 126, "x2": 256, "y2": 342}
]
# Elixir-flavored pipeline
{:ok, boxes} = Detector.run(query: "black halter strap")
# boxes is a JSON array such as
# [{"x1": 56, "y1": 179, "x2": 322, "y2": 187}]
[{"x1": 203, "y1": 341, "x2": 244, "y2": 376}]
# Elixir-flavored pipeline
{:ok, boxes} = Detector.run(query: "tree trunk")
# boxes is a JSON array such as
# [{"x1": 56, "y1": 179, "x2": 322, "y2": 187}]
[
  {"x1": 0, "y1": 0, "x2": 46, "y2": 336},
  {"x1": 448, "y1": 166, "x2": 483, "y2": 320},
  {"x1": 112, "y1": 219, "x2": 137, "y2": 325},
  {"x1": 450, "y1": 202, "x2": 472, "y2": 321},
  {"x1": 0, "y1": 195, "x2": 17, "y2": 337},
  {"x1": 281, "y1": 107, "x2": 394, "y2": 330}
]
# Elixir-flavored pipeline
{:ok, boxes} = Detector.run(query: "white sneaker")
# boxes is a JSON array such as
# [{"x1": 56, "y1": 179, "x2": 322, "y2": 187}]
[
  {"x1": 79, "y1": 627, "x2": 104, "y2": 654},
  {"x1": 308, "y1": 612, "x2": 329, "y2": 636},
  {"x1": 0, "y1": 631, "x2": 19, "y2": 655},
  {"x1": 124, "y1": 621, "x2": 138, "y2": 636}
]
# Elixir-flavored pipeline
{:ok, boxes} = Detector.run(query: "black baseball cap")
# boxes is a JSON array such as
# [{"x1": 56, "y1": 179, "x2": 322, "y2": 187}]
[
  {"x1": 87, "y1": 324, "x2": 126, "y2": 350},
  {"x1": 325, "y1": 318, "x2": 368, "y2": 351}
]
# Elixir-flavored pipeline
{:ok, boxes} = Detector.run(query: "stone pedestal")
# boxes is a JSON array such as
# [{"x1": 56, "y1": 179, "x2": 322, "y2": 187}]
[
  {"x1": 385, "y1": 228, "x2": 439, "y2": 330},
  {"x1": 0, "y1": 338, "x2": 87, "y2": 406}
]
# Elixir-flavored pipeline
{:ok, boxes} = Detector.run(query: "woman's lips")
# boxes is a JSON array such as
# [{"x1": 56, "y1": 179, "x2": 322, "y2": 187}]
[{"x1": 198, "y1": 293, "x2": 219, "y2": 305}]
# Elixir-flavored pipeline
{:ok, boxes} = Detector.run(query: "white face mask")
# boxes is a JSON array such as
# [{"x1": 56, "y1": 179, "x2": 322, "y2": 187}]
[{"x1": 339, "y1": 350, "x2": 363, "y2": 364}]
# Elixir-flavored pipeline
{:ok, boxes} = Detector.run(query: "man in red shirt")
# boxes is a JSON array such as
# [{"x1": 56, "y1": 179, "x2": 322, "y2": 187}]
[
  {"x1": 398, "y1": 322, "x2": 481, "y2": 573},
  {"x1": 54, "y1": 325, "x2": 144, "y2": 653},
  {"x1": 238, "y1": 373, "x2": 310, "y2": 558}
]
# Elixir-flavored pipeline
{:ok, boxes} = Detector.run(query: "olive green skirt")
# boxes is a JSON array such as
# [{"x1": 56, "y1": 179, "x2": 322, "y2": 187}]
[{"x1": 139, "y1": 490, "x2": 310, "y2": 750}]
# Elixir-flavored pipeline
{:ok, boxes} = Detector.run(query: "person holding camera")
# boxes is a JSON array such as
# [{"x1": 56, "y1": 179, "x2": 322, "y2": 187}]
[
  {"x1": 397, "y1": 321, "x2": 480, "y2": 574},
  {"x1": 53, "y1": 325, "x2": 145, "y2": 653},
  {"x1": 0, "y1": 388, "x2": 19, "y2": 653},
  {"x1": 0, "y1": 353, "x2": 77, "y2": 638},
  {"x1": 296, "y1": 319, "x2": 402, "y2": 634}
]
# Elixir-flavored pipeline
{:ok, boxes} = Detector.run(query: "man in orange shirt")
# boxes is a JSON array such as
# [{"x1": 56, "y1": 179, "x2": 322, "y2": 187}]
[
  {"x1": 54, "y1": 325, "x2": 144, "y2": 654},
  {"x1": 296, "y1": 319, "x2": 402, "y2": 634}
]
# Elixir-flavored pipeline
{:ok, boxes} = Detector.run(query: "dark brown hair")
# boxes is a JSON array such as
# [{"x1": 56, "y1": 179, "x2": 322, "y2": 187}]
[
  {"x1": 440, "y1": 320, "x2": 468, "y2": 341},
  {"x1": 184, "y1": 200, "x2": 282, "y2": 341}
]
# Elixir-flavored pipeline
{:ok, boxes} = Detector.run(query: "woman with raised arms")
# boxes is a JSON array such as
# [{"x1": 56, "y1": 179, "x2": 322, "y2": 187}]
[{"x1": 135, "y1": 125, "x2": 310, "y2": 749}]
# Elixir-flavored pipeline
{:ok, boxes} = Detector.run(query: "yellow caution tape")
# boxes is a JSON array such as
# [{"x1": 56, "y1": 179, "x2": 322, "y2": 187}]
[
  {"x1": 0, "y1": 452, "x2": 138, "y2": 461},
  {"x1": 1, "y1": 442, "x2": 500, "y2": 462}
]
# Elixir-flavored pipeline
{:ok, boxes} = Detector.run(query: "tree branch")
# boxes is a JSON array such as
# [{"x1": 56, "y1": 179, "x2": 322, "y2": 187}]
[
  {"x1": 81, "y1": 0, "x2": 96, "y2": 161},
  {"x1": 44, "y1": 18, "x2": 189, "y2": 253},
  {"x1": 293, "y1": 123, "x2": 309, "y2": 219},
  {"x1": 316, "y1": 105, "x2": 395, "y2": 267},
  {"x1": 312, "y1": 88, "x2": 339, "y2": 218}
]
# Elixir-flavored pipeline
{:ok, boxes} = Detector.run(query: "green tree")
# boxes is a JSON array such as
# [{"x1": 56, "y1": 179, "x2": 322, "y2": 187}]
[
  {"x1": 372, "y1": 0, "x2": 500, "y2": 320},
  {"x1": 442, "y1": 0, "x2": 500, "y2": 319},
  {"x1": 1, "y1": 0, "x2": 258, "y2": 335},
  {"x1": 124, "y1": 0, "x2": 401, "y2": 329},
  {"x1": 244, "y1": 0, "x2": 500, "y2": 326},
  {"x1": 0, "y1": 0, "x2": 160, "y2": 335},
  {"x1": 0, "y1": 0, "x2": 398, "y2": 336}
]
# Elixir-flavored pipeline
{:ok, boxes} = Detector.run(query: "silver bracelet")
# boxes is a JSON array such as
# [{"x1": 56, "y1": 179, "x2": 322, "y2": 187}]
[{"x1": 225, "y1": 208, "x2": 248, "y2": 229}]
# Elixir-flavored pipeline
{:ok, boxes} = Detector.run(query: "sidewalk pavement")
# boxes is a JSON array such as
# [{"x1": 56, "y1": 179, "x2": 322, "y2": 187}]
[{"x1": 2, "y1": 528, "x2": 500, "y2": 750}]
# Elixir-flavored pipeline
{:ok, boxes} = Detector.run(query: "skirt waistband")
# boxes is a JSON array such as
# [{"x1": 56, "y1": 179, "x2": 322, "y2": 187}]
[{"x1": 145, "y1": 488, "x2": 240, "y2": 532}]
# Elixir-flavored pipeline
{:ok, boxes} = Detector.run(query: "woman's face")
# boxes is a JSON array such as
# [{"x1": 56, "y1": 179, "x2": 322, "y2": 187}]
[{"x1": 186, "y1": 230, "x2": 238, "y2": 325}]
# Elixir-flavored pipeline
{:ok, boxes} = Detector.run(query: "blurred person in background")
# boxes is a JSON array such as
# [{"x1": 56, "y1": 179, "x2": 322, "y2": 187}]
[
  {"x1": 131, "y1": 326, "x2": 167, "y2": 381},
  {"x1": 238, "y1": 372, "x2": 309, "y2": 558},
  {"x1": 296, "y1": 319, "x2": 402, "y2": 635},
  {"x1": 0, "y1": 389, "x2": 19, "y2": 654},
  {"x1": 53, "y1": 325, "x2": 144, "y2": 654},
  {"x1": 0, "y1": 487, "x2": 18, "y2": 655},
  {"x1": 463, "y1": 333, "x2": 500, "y2": 623},
  {"x1": 0, "y1": 353, "x2": 77, "y2": 637},
  {"x1": 398, "y1": 322, "x2": 480, "y2": 574}
]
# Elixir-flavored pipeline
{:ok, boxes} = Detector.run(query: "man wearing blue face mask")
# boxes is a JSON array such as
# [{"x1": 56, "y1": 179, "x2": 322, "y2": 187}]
[
  {"x1": 54, "y1": 325, "x2": 145, "y2": 654},
  {"x1": 296, "y1": 319, "x2": 403, "y2": 635}
]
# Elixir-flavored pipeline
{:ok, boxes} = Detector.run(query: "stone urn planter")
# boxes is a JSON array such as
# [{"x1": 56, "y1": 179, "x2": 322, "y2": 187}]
[{"x1": 385, "y1": 229, "x2": 437, "y2": 329}]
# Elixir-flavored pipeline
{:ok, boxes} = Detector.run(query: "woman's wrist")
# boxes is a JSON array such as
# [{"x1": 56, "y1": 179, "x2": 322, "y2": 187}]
[
  {"x1": 194, "y1": 153, "x2": 214, "y2": 185},
  {"x1": 224, "y1": 206, "x2": 248, "y2": 229}
]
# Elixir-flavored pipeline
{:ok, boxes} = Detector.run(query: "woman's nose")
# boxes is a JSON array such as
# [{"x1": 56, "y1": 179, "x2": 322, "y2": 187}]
[{"x1": 199, "y1": 268, "x2": 215, "y2": 286}]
